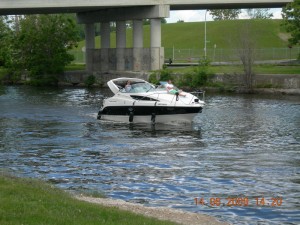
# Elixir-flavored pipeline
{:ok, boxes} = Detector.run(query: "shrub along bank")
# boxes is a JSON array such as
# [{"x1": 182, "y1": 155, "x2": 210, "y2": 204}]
[{"x1": 150, "y1": 62, "x2": 300, "y2": 94}]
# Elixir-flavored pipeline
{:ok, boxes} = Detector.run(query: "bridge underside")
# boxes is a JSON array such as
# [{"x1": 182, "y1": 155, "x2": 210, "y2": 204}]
[
  {"x1": 0, "y1": 0, "x2": 292, "y2": 73},
  {"x1": 78, "y1": 5, "x2": 169, "y2": 72},
  {"x1": 0, "y1": 0, "x2": 291, "y2": 15}
]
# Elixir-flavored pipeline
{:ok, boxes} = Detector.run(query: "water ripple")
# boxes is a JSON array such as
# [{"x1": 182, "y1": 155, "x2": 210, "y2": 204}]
[{"x1": 0, "y1": 87, "x2": 299, "y2": 225}]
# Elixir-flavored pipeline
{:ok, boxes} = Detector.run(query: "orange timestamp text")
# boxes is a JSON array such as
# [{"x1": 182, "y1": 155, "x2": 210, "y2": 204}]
[{"x1": 194, "y1": 197, "x2": 283, "y2": 207}]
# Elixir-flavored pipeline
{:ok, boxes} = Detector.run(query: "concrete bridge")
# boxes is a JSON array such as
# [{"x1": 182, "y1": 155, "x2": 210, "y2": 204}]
[{"x1": 0, "y1": 0, "x2": 292, "y2": 73}]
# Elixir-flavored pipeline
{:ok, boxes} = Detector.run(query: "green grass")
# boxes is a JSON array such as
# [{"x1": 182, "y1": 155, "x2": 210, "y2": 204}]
[
  {"x1": 169, "y1": 64, "x2": 300, "y2": 75},
  {"x1": 0, "y1": 173, "x2": 176, "y2": 225},
  {"x1": 73, "y1": 19, "x2": 298, "y2": 62},
  {"x1": 64, "y1": 63, "x2": 299, "y2": 75},
  {"x1": 65, "y1": 63, "x2": 85, "y2": 71},
  {"x1": 251, "y1": 64, "x2": 300, "y2": 74},
  {"x1": 75, "y1": 19, "x2": 289, "y2": 50},
  {"x1": 63, "y1": 63, "x2": 299, "y2": 76}
]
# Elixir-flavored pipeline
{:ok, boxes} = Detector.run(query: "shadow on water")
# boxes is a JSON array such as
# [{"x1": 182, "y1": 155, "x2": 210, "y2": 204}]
[
  {"x1": 121, "y1": 122, "x2": 201, "y2": 137},
  {"x1": 0, "y1": 85, "x2": 5, "y2": 96}
]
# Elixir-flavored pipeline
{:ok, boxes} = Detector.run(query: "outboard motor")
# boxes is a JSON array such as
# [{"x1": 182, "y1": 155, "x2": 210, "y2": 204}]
[
  {"x1": 97, "y1": 110, "x2": 102, "y2": 120},
  {"x1": 175, "y1": 92, "x2": 179, "y2": 101},
  {"x1": 128, "y1": 107, "x2": 134, "y2": 122}
]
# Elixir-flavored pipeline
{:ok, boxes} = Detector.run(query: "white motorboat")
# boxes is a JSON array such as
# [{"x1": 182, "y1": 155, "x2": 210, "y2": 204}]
[{"x1": 97, "y1": 77, "x2": 205, "y2": 124}]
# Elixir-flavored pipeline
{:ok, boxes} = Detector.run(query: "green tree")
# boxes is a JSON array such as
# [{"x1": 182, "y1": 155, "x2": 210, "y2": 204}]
[
  {"x1": 11, "y1": 14, "x2": 80, "y2": 79},
  {"x1": 246, "y1": 8, "x2": 273, "y2": 19},
  {"x1": 237, "y1": 21, "x2": 256, "y2": 92},
  {"x1": 282, "y1": 0, "x2": 300, "y2": 58},
  {"x1": 143, "y1": 18, "x2": 167, "y2": 25},
  {"x1": 0, "y1": 16, "x2": 13, "y2": 67},
  {"x1": 161, "y1": 18, "x2": 167, "y2": 24},
  {"x1": 209, "y1": 9, "x2": 241, "y2": 20}
]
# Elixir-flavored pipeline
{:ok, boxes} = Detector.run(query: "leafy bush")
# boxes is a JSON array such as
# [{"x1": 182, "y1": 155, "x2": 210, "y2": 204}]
[
  {"x1": 149, "y1": 73, "x2": 159, "y2": 84},
  {"x1": 26, "y1": 75, "x2": 58, "y2": 86},
  {"x1": 149, "y1": 68, "x2": 173, "y2": 84},
  {"x1": 160, "y1": 68, "x2": 173, "y2": 81},
  {"x1": 179, "y1": 59, "x2": 211, "y2": 88},
  {"x1": 84, "y1": 74, "x2": 96, "y2": 87}
]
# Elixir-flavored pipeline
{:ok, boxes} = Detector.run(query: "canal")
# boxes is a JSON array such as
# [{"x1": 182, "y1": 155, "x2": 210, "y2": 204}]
[{"x1": 0, "y1": 85, "x2": 299, "y2": 224}]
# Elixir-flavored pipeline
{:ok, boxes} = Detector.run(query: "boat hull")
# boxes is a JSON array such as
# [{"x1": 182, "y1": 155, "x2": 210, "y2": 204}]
[
  {"x1": 99, "y1": 113, "x2": 199, "y2": 124},
  {"x1": 98, "y1": 105, "x2": 202, "y2": 124}
]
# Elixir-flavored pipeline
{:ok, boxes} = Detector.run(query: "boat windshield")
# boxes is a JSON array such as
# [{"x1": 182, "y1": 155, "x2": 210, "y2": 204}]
[
  {"x1": 131, "y1": 82, "x2": 155, "y2": 93},
  {"x1": 121, "y1": 82, "x2": 155, "y2": 93}
]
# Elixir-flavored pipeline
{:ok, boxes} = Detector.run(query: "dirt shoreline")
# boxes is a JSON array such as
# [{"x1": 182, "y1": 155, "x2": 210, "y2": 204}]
[{"x1": 76, "y1": 196, "x2": 229, "y2": 225}]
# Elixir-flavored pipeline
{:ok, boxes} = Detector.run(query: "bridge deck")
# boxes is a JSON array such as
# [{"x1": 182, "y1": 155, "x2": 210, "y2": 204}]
[{"x1": 0, "y1": 0, "x2": 292, "y2": 15}]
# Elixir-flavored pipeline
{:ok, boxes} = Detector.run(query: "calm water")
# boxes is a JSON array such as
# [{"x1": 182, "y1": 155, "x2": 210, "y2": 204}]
[{"x1": 0, "y1": 85, "x2": 299, "y2": 225}]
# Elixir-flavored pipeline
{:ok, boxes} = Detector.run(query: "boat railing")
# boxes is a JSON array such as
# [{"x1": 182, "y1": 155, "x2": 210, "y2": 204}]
[{"x1": 190, "y1": 90, "x2": 205, "y2": 102}]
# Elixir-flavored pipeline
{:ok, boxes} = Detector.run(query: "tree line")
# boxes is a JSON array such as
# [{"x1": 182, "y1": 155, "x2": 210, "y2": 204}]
[
  {"x1": 208, "y1": 8, "x2": 273, "y2": 21},
  {"x1": 0, "y1": 14, "x2": 80, "y2": 84}
]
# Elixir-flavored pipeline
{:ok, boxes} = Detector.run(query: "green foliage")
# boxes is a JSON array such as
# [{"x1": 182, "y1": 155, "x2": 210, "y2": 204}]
[
  {"x1": 282, "y1": 0, "x2": 300, "y2": 58},
  {"x1": 159, "y1": 68, "x2": 173, "y2": 81},
  {"x1": 179, "y1": 59, "x2": 211, "y2": 88},
  {"x1": 209, "y1": 9, "x2": 241, "y2": 20},
  {"x1": 149, "y1": 68, "x2": 173, "y2": 84},
  {"x1": 84, "y1": 74, "x2": 96, "y2": 87},
  {"x1": 0, "y1": 16, "x2": 13, "y2": 67},
  {"x1": 246, "y1": 9, "x2": 273, "y2": 19},
  {"x1": 255, "y1": 83, "x2": 281, "y2": 88},
  {"x1": 0, "y1": 67, "x2": 8, "y2": 81},
  {"x1": 143, "y1": 19, "x2": 166, "y2": 25},
  {"x1": 149, "y1": 73, "x2": 159, "y2": 84},
  {"x1": 10, "y1": 14, "x2": 80, "y2": 78},
  {"x1": 26, "y1": 76, "x2": 59, "y2": 86}
]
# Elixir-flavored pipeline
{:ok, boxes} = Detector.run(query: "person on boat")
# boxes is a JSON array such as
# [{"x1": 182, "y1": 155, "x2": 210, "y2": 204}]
[
  {"x1": 166, "y1": 80, "x2": 186, "y2": 96},
  {"x1": 125, "y1": 80, "x2": 132, "y2": 92}
]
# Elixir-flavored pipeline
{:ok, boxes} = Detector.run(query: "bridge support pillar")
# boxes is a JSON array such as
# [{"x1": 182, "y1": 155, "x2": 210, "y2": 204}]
[
  {"x1": 133, "y1": 20, "x2": 143, "y2": 71},
  {"x1": 100, "y1": 22, "x2": 110, "y2": 71},
  {"x1": 85, "y1": 23, "x2": 95, "y2": 72},
  {"x1": 150, "y1": 18, "x2": 163, "y2": 71},
  {"x1": 116, "y1": 21, "x2": 126, "y2": 71},
  {"x1": 101, "y1": 22, "x2": 110, "y2": 48},
  {"x1": 77, "y1": 5, "x2": 169, "y2": 73}
]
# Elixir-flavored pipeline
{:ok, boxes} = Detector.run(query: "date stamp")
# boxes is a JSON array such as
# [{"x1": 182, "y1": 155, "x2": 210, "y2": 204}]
[{"x1": 194, "y1": 197, "x2": 283, "y2": 207}]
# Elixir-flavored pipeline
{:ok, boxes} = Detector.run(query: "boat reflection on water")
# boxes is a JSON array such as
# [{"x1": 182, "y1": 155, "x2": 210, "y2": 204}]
[{"x1": 98, "y1": 118, "x2": 203, "y2": 138}]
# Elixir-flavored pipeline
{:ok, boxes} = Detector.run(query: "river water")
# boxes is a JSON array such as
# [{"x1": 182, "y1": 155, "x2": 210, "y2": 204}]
[{"x1": 0, "y1": 85, "x2": 299, "y2": 225}]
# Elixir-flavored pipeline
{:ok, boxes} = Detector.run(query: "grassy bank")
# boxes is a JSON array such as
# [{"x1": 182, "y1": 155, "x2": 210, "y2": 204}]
[
  {"x1": 75, "y1": 19, "x2": 288, "y2": 50},
  {"x1": 0, "y1": 173, "x2": 176, "y2": 225},
  {"x1": 170, "y1": 64, "x2": 300, "y2": 75},
  {"x1": 64, "y1": 63, "x2": 300, "y2": 75}
]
